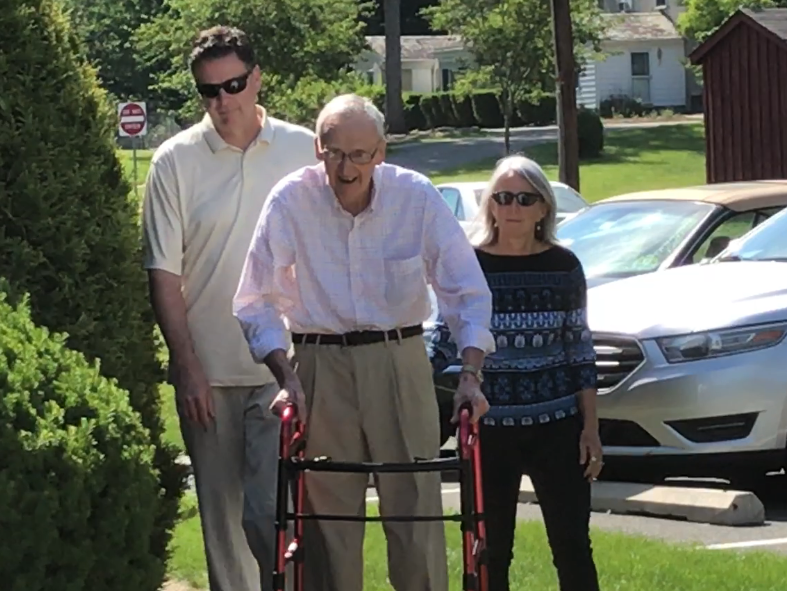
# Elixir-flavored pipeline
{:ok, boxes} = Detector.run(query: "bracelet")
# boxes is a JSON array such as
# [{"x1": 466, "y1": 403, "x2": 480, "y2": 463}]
[{"x1": 460, "y1": 364, "x2": 484, "y2": 383}]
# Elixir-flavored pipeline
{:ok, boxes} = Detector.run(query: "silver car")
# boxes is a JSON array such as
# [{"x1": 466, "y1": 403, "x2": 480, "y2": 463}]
[{"x1": 587, "y1": 206, "x2": 787, "y2": 483}]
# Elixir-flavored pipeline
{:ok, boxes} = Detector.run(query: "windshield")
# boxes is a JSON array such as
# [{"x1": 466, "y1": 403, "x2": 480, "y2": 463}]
[
  {"x1": 717, "y1": 206, "x2": 787, "y2": 262},
  {"x1": 556, "y1": 200, "x2": 717, "y2": 278},
  {"x1": 551, "y1": 184, "x2": 588, "y2": 213}
]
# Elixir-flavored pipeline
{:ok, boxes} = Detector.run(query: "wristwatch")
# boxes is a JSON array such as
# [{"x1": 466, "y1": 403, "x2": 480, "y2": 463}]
[{"x1": 460, "y1": 364, "x2": 484, "y2": 383}]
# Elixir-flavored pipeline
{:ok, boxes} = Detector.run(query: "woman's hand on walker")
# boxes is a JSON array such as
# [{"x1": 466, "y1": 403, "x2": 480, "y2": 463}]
[
  {"x1": 452, "y1": 373, "x2": 489, "y2": 424},
  {"x1": 270, "y1": 376, "x2": 308, "y2": 423},
  {"x1": 579, "y1": 427, "x2": 604, "y2": 481}
]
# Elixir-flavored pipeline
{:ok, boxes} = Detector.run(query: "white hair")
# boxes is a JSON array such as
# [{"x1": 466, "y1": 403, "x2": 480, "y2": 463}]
[
  {"x1": 468, "y1": 155, "x2": 559, "y2": 247},
  {"x1": 315, "y1": 93, "x2": 387, "y2": 140}
]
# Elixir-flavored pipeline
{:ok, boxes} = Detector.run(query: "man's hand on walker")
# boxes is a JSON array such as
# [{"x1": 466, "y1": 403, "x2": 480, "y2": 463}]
[
  {"x1": 451, "y1": 373, "x2": 489, "y2": 424},
  {"x1": 270, "y1": 377, "x2": 308, "y2": 423}
]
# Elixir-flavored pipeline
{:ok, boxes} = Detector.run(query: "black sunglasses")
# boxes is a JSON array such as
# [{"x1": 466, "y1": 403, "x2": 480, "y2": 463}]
[
  {"x1": 491, "y1": 190, "x2": 543, "y2": 206},
  {"x1": 196, "y1": 71, "x2": 252, "y2": 99}
]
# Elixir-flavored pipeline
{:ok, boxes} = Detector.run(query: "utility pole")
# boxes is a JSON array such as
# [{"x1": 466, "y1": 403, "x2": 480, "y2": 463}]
[{"x1": 550, "y1": 0, "x2": 580, "y2": 192}]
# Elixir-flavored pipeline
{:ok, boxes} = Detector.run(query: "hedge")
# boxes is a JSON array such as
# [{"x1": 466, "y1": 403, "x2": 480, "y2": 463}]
[
  {"x1": 0, "y1": 285, "x2": 163, "y2": 591},
  {"x1": 0, "y1": 0, "x2": 185, "y2": 583}
]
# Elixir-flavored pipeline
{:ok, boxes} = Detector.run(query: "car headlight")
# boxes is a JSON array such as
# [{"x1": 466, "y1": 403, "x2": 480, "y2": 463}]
[{"x1": 657, "y1": 322, "x2": 787, "y2": 363}]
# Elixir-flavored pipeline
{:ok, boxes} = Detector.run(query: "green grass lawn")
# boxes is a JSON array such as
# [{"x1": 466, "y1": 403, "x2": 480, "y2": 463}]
[
  {"x1": 429, "y1": 123, "x2": 707, "y2": 203},
  {"x1": 168, "y1": 500, "x2": 786, "y2": 591},
  {"x1": 119, "y1": 148, "x2": 153, "y2": 209}
]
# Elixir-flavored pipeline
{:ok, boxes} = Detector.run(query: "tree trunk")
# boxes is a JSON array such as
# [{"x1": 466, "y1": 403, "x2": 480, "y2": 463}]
[
  {"x1": 383, "y1": 0, "x2": 407, "y2": 135},
  {"x1": 503, "y1": 88, "x2": 512, "y2": 154},
  {"x1": 551, "y1": 0, "x2": 580, "y2": 191}
]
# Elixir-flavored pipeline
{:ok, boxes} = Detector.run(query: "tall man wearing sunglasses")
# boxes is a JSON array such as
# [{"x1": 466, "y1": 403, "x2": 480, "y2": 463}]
[
  {"x1": 233, "y1": 93, "x2": 495, "y2": 591},
  {"x1": 142, "y1": 25, "x2": 318, "y2": 591}
]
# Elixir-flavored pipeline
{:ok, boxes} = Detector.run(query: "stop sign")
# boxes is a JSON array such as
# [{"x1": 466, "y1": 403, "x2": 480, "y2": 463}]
[{"x1": 118, "y1": 101, "x2": 148, "y2": 137}]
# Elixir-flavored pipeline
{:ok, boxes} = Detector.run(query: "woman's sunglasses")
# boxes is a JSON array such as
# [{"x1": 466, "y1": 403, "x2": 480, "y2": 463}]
[
  {"x1": 196, "y1": 71, "x2": 252, "y2": 99},
  {"x1": 491, "y1": 190, "x2": 543, "y2": 206}
]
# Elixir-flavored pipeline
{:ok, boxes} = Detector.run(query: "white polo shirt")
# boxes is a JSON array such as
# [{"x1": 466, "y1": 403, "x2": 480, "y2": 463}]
[{"x1": 142, "y1": 106, "x2": 318, "y2": 387}]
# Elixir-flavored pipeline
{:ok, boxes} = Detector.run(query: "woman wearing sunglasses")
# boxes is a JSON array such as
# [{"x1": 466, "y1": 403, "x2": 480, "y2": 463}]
[{"x1": 466, "y1": 155, "x2": 603, "y2": 591}]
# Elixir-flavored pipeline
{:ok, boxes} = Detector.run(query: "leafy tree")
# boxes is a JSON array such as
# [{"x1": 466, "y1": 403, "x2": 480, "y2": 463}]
[
  {"x1": 423, "y1": 0, "x2": 605, "y2": 152},
  {"x1": 135, "y1": 0, "x2": 374, "y2": 122},
  {"x1": 60, "y1": 0, "x2": 166, "y2": 102},
  {"x1": 0, "y1": 0, "x2": 185, "y2": 580},
  {"x1": 678, "y1": 0, "x2": 787, "y2": 43}
]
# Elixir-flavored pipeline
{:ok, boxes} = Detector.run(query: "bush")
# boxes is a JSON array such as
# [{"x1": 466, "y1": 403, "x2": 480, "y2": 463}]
[
  {"x1": 517, "y1": 95, "x2": 558, "y2": 127},
  {"x1": 600, "y1": 94, "x2": 645, "y2": 118},
  {"x1": 0, "y1": 0, "x2": 184, "y2": 578},
  {"x1": 451, "y1": 93, "x2": 476, "y2": 128},
  {"x1": 403, "y1": 93, "x2": 427, "y2": 131},
  {"x1": 471, "y1": 91, "x2": 504, "y2": 128},
  {"x1": 0, "y1": 286, "x2": 163, "y2": 591},
  {"x1": 577, "y1": 107, "x2": 605, "y2": 159}
]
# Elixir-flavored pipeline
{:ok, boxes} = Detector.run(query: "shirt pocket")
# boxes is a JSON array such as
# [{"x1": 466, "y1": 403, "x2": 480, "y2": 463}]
[{"x1": 383, "y1": 254, "x2": 426, "y2": 309}]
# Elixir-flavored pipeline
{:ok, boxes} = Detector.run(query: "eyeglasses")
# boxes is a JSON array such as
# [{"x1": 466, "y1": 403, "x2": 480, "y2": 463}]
[
  {"x1": 491, "y1": 191, "x2": 543, "y2": 206},
  {"x1": 196, "y1": 71, "x2": 252, "y2": 98},
  {"x1": 320, "y1": 147, "x2": 377, "y2": 165}
]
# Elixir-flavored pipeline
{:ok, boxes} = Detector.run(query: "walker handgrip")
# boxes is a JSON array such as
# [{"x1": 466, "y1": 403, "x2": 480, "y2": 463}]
[
  {"x1": 457, "y1": 401, "x2": 474, "y2": 421},
  {"x1": 280, "y1": 402, "x2": 298, "y2": 423}
]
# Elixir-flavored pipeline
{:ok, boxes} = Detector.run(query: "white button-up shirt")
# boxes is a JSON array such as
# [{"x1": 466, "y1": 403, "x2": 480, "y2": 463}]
[{"x1": 232, "y1": 162, "x2": 495, "y2": 362}]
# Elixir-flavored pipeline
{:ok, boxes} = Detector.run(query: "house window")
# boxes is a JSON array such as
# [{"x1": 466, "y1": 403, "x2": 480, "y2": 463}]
[
  {"x1": 441, "y1": 68, "x2": 455, "y2": 91},
  {"x1": 630, "y1": 51, "x2": 651, "y2": 104},
  {"x1": 402, "y1": 68, "x2": 413, "y2": 92},
  {"x1": 366, "y1": 71, "x2": 375, "y2": 85},
  {"x1": 656, "y1": 0, "x2": 667, "y2": 7}
]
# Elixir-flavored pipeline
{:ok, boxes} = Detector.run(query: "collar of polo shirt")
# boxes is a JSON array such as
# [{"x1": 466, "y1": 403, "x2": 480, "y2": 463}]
[{"x1": 202, "y1": 105, "x2": 275, "y2": 153}]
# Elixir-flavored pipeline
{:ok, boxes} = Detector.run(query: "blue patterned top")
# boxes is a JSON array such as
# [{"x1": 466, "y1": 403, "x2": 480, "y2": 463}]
[{"x1": 429, "y1": 246, "x2": 597, "y2": 427}]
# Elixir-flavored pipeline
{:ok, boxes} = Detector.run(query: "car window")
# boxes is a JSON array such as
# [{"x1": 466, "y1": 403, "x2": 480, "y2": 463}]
[
  {"x1": 455, "y1": 196, "x2": 466, "y2": 221},
  {"x1": 438, "y1": 187, "x2": 461, "y2": 216},
  {"x1": 753, "y1": 206, "x2": 784, "y2": 225},
  {"x1": 556, "y1": 200, "x2": 717, "y2": 279},
  {"x1": 692, "y1": 212, "x2": 757, "y2": 263},
  {"x1": 717, "y1": 206, "x2": 787, "y2": 262},
  {"x1": 551, "y1": 184, "x2": 587, "y2": 213}
]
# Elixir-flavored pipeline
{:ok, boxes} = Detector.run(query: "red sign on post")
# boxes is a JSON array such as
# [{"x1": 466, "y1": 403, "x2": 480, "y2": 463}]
[{"x1": 118, "y1": 101, "x2": 148, "y2": 137}]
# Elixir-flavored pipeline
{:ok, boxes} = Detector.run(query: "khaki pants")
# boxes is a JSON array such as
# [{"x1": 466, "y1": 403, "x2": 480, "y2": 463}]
[
  {"x1": 295, "y1": 335, "x2": 449, "y2": 591},
  {"x1": 180, "y1": 383, "x2": 285, "y2": 591}
]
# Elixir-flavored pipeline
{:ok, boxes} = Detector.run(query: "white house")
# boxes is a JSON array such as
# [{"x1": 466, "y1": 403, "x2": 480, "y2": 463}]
[
  {"x1": 355, "y1": 0, "x2": 702, "y2": 111},
  {"x1": 579, "y1": 10, "x2": 688, "y2": 110},
  {"x1": 354, "y1": 35, "x2": 468, "y2": 94}
]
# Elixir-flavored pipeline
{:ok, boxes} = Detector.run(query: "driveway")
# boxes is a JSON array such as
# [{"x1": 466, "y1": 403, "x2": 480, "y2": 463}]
[{"x1": 385, "y1": 119, "x2": 701, "y2": 175}]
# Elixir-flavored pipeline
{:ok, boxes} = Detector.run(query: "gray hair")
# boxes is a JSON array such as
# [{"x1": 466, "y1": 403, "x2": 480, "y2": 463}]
[
  {"x1": 468, "y1": 155, "x2": 559, "y2": 247},
  {"x1": 315, "y1": 94, "x2": 387, "y2": 141}
]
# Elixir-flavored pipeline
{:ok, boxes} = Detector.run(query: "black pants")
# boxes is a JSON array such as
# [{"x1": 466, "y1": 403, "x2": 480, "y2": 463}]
[{"x1": 479, "y1": 416, "x2": 600, "y2": 591}]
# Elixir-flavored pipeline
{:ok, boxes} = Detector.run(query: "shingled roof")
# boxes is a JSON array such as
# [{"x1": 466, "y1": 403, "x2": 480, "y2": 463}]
[
  {"x1": 364, "y1": 35, "x2": 466, "y2": 60},
  {"x1": 602, "y1": 11, "x2": 681, "y2": 42},
  {"x1": 740, "y1": 7, "x2": 787, "y2": 39},
  {"x1": 689, "y1": 7, "x2": 787, "y2": 64}
]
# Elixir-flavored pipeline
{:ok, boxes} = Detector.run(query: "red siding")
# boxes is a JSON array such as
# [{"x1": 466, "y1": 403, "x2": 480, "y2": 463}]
[{"x1": 702, "y1": 23, "x2": 787, "y2": 183}]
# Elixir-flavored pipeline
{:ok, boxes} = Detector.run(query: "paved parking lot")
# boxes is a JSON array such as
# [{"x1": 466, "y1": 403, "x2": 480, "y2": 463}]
[{"x1": 366, "y1": 475, "x2": 787, "y2": 555}]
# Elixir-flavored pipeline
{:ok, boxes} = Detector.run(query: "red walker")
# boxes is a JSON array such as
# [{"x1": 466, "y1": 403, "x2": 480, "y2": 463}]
[{"x1": 272, "y1": 401, "x2": 489, "y2": 591}]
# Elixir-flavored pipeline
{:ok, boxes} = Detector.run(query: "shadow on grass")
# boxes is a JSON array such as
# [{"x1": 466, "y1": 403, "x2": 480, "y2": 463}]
[{"x1": 428, "y1": 124, "x2": 706, "y2": 177}]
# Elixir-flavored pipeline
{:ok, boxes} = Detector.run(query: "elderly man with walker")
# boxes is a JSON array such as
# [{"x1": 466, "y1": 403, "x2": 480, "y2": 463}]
[{"x1": 233, "y1": 93, "x2": 495, "y2": 591}]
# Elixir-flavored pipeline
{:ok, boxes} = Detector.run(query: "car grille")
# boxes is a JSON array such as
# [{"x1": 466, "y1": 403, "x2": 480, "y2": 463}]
[{"x1": 593, "y1": 335, "x2": 644, "y2": 390}]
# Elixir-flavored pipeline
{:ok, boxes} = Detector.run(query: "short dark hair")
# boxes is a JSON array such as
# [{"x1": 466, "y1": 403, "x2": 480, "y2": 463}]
[{"x1": 189, "y1": 25, "x2": 256, "y2": 78}]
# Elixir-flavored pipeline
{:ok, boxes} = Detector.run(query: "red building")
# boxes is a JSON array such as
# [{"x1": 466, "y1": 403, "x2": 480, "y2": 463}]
[{"x1": 689, "y1": 8, "x2": 787, "y2": 183}]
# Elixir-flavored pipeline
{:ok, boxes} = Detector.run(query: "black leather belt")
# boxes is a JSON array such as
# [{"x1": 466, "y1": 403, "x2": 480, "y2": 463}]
[{"x1": 292, "y1": 325, "x2": 423, "y2": 347}]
